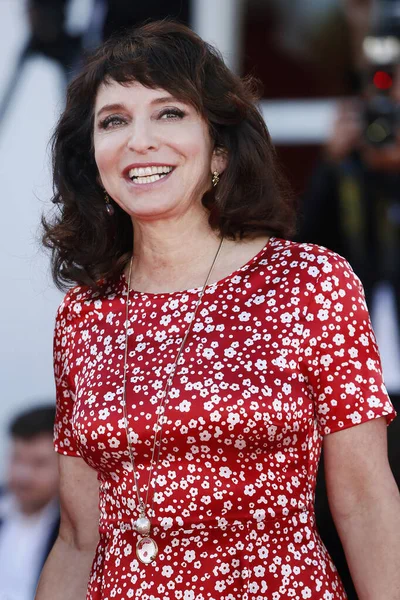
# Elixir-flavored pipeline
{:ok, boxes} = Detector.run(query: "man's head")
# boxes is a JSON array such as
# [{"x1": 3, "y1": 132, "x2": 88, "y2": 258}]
[{"x1": 6, "y1": 406, "x2": 58, "y2": 515}]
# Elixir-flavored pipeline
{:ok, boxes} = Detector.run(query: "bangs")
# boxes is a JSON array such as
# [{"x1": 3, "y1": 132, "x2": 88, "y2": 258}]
[{"x1": 91, "y1": 36, "x2": 205, "y2": 115}]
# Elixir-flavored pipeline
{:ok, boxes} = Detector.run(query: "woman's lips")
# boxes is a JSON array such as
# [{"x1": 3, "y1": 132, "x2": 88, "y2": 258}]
[{"x1": 124, "y1": 167, "x2": 175, "y2": 188}]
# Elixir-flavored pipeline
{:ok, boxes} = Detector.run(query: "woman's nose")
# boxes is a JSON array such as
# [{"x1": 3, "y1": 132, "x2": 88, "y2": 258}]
[{"x1": 126, "y1": 120, "x2": 157, "y2": 153}]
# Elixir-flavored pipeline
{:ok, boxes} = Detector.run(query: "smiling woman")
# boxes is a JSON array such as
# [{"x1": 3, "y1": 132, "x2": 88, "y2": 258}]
[
  {"x1": 42, "y1": 20, "x2": 293, "y2": 290},
  {"x1": 37, "y1": 19, "x2": 400, "y2": 600}
]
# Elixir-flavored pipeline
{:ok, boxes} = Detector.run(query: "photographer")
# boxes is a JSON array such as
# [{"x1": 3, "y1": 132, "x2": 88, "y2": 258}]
[
  {"x1": 298, "y1": 4, "x2": 400, "y2": 394},
  {"x1": 298, "y1": 67, "x2": 400, "y2": 319},
  {"x1": 298, "y1": 2, "x2": 400, "y2": 597}
]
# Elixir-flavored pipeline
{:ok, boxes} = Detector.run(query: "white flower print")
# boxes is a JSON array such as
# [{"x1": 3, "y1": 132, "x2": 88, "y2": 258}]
[
  {"x1": 52, "y1": 239, "x2": 393, "y2": 600},
  {"x1": 219, "y1": 467, "x2": 232, "y2": 478},
  {"x1": 317, "y1": 309, "x2": 329, "y2": 321},
  {"x1": 108, "y1": 437, "x2": 120, "y2": 448},
  {"x1": 202, "y1": 348, "x2": 215, "y2": 359},
  {"x1": 227, "y1": 412, "x2": 240, "y2": 426},
  {"x1": 162, "y1": 565, "x2": 174, "y2": 578},
  {"x1": 280, "y1": 312, "x2": 293, "y2": 324},
  {"x1": 348, "y1": 411, "x2": 362, "y2": 424},
  {"x1": 234, "y1": 439, "x2": 246, "y2": 449},
  {"x1": 367, "y1": 395, "x2": 383, "y2": 408},
  {"x1": 255, "y1": 359, "x2": 267, "y2": 370},
  {"x1": 244, "y1": 484, "x2": 256, "y2": 496},
  {"x1": 210, "y1": 411, "x2": 221, "y2": 422},
  {"x1": 224, "y1": 347, "x2": 236, "y2": 358},
  {"x1": 344, "y1": 382, "x2": 357, "y2": 395},
  {"x1": 253, "y1": 509, "x2": 266, "y2": 522},
  {"x1": 320, "y1": 354, "x2": 333, "y2": 367},
  {"x1": 98, "y1": 408, "x2": 110, "y2": 420},
  {"x1": 178, "y1": 400, "x2": 191, "y2": 412},
  {"x1": 332, "y1": 333, "x2": 345, "y2": 346},
  {"x1": 318, "y1": 403, "x2": 330, "y2": 416},
  {"x1": 275, "y1": 452, "x2": 286, "y2": 463},
  {"x1": 238, "y1": 311, "x2": 251, "y2": 322},
  {"x1": 183, "y1": 550, "x2": 196, "y2": 563}
]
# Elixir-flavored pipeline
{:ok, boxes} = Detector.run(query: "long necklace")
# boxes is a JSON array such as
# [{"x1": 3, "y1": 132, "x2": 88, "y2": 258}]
[{"x1": 121, "y1": 238, "x2": 224, "y2": 564}]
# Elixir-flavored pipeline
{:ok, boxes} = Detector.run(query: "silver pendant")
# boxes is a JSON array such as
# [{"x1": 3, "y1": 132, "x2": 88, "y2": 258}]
[
  {"x1": 136, "y1": 537, "x2": 158, "y2": 564},
  {"x1": 134, "y1": 516, "x2": 151, "y2": 536}
]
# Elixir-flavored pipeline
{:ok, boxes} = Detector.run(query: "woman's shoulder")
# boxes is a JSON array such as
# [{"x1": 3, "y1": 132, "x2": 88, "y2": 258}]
[
  {"x1": 269, "y1": 237, "x2": 354, "y2": 276},
  {"x1": 266, "y1": 238, "x2": 366, "y2": 320},
  {"x1": 266, "y1": 238, "x2": 361, "y2": 300},
  {"x1": 55, "y1": 276, "x2": 123, "y2": 325}
]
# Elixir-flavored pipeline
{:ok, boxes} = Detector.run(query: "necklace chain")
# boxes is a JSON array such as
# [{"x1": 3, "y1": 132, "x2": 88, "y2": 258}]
[{"x1": 121, "y1": 238, "x2": 224, "y2": 528}]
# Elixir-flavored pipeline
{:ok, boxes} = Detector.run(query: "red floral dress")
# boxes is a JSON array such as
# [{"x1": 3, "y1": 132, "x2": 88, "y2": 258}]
[{"x1": 53, "y1": 238, "x2": 395, "y2": 600}]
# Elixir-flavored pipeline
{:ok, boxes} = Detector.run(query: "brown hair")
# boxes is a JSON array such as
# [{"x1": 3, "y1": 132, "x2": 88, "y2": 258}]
[{"x1": 42, "y1": 20, "x2": 295, "y2": 291}]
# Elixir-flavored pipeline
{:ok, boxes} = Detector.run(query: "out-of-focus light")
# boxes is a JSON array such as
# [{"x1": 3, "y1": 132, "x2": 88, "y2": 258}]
[
  {"x1": 363, "y1": 36, "x2": 400, "y2": 64},
  {"x1": 366, "y1": 119, "x2": 390, "y2": 144},
  {"x1": 373, "y1": 70, "x2": 393, "y2": 90}
]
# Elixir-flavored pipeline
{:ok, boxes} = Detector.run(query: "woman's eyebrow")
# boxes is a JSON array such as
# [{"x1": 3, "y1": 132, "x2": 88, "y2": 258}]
[
  {"x1": 150, "y1": 95, "x2": 180, "y2": 105},
  {"x1": 96, "y1": 103, "x2": 126, "y2": 119},
  {"x1": 95, "y1": 97, "x2": 182, "y2": 120}
]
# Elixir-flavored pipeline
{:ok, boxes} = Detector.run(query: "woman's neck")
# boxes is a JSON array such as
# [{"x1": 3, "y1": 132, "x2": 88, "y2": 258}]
[{"x1": 128, "y1": 216, "x2": 222, "y2": 293}]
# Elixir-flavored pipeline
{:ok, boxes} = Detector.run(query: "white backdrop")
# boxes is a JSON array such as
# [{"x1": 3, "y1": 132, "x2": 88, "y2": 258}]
[{"x1": 0, "y1": 0, "x2": 65, "y2": 477}]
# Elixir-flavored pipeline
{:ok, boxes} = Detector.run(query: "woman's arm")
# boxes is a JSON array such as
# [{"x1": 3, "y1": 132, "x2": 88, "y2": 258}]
[
  {"x1": 324, "y1": 417, "x2": 400, "y2": 600},
  {"x1": 35, "y1": 454, "x2": 100, "y2": 600}
]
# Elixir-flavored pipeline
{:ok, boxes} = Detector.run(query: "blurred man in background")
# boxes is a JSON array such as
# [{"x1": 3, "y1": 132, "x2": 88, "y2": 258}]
[{"x1": 0, "y1": 406, "x2": 59, "y2": 600}]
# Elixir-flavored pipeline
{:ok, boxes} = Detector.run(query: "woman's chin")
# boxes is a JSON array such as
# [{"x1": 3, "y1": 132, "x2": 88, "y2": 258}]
[{"x1": 118, "y1": 197, "x2": 183, "y2": 221}]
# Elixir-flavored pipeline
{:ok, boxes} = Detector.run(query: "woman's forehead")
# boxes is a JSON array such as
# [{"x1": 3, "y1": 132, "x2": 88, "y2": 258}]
[{"x1": 95, "y1": 80, "x2": 183, "y2": 108}]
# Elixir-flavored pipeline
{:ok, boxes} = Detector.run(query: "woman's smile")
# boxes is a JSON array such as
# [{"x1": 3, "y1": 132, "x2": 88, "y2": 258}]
[{"x1": 123, "y1": 163, "x2": 176, "y2": 188}]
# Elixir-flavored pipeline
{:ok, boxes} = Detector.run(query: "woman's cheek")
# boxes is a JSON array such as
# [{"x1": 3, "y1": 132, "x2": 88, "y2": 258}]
[{"x1": 94, "y1": 143, "x2": 114, "y2": 176}]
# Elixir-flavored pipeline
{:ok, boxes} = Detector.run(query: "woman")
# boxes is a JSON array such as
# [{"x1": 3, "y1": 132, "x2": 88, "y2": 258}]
[{"x1": 36, "y1": 20, "x2": 400, "y2": 600}]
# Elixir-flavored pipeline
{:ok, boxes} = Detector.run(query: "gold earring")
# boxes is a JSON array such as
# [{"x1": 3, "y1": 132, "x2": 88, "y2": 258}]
[
  {"x1": 104, "y1": 191, "x2": 114, "y2": 216},
  {"x1": 212, "y1": 171, "x2": 220, "y2": 187}
]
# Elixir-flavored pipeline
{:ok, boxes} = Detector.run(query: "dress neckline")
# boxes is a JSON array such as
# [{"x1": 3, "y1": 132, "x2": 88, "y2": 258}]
[{"x1": 120, "y1": 236, "x2": 275, "y2": 298}]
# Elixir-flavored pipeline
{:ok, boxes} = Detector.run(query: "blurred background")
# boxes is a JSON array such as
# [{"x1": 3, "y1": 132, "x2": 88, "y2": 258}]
[{"x1": 0, "y1": 0, "x2": 399, "y2": 597}]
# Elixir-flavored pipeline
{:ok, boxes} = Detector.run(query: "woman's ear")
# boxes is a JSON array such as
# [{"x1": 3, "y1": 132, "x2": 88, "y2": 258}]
[{"x1": 211, "y1": 146, "x2": 228, "y2": 175}]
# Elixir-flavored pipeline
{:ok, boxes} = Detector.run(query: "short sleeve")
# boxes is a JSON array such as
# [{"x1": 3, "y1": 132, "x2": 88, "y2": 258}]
[
  {"x1": 299, "y1": 252, "x2": 396, "y2": 435},
  {"x1": 53, "y1": 291, "x2": 81, "y2": 457}
]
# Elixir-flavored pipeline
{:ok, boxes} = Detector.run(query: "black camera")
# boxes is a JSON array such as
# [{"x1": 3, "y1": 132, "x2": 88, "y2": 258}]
[
  {"x1": 363, "y1": 66, "x2": 400, "y2": 146},
  {"x1": 362, "y1": 0, "x2": 400, "y2": 146}
]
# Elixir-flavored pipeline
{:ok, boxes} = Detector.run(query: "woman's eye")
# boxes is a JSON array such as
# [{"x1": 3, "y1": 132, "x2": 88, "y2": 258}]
[
  {"x1": 159, "y1": 108, "x2": 185, "y2": 120},
  {"x1": 99, "y1": 115, "x2": 126, "y2": 129}
]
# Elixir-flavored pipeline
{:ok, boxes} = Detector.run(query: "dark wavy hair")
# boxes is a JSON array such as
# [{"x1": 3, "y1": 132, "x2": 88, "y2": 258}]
[{"x1": 42, "y1": 20, "x2": 295, "y2": 291}]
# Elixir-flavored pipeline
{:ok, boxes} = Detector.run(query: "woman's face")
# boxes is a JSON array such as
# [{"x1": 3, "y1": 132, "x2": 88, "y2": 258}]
[{"x1": 93, "y1": 80, "x2": 224, "y2": 222}]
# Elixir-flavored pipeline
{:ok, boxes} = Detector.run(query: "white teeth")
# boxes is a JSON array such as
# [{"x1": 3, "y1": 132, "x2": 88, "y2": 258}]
[
  {"x1": 128, "y1": 166, "x2": 173, "y2": 179},
  {"x1": 134, "y1": 173, "x2": 171, "y2": 185}
]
